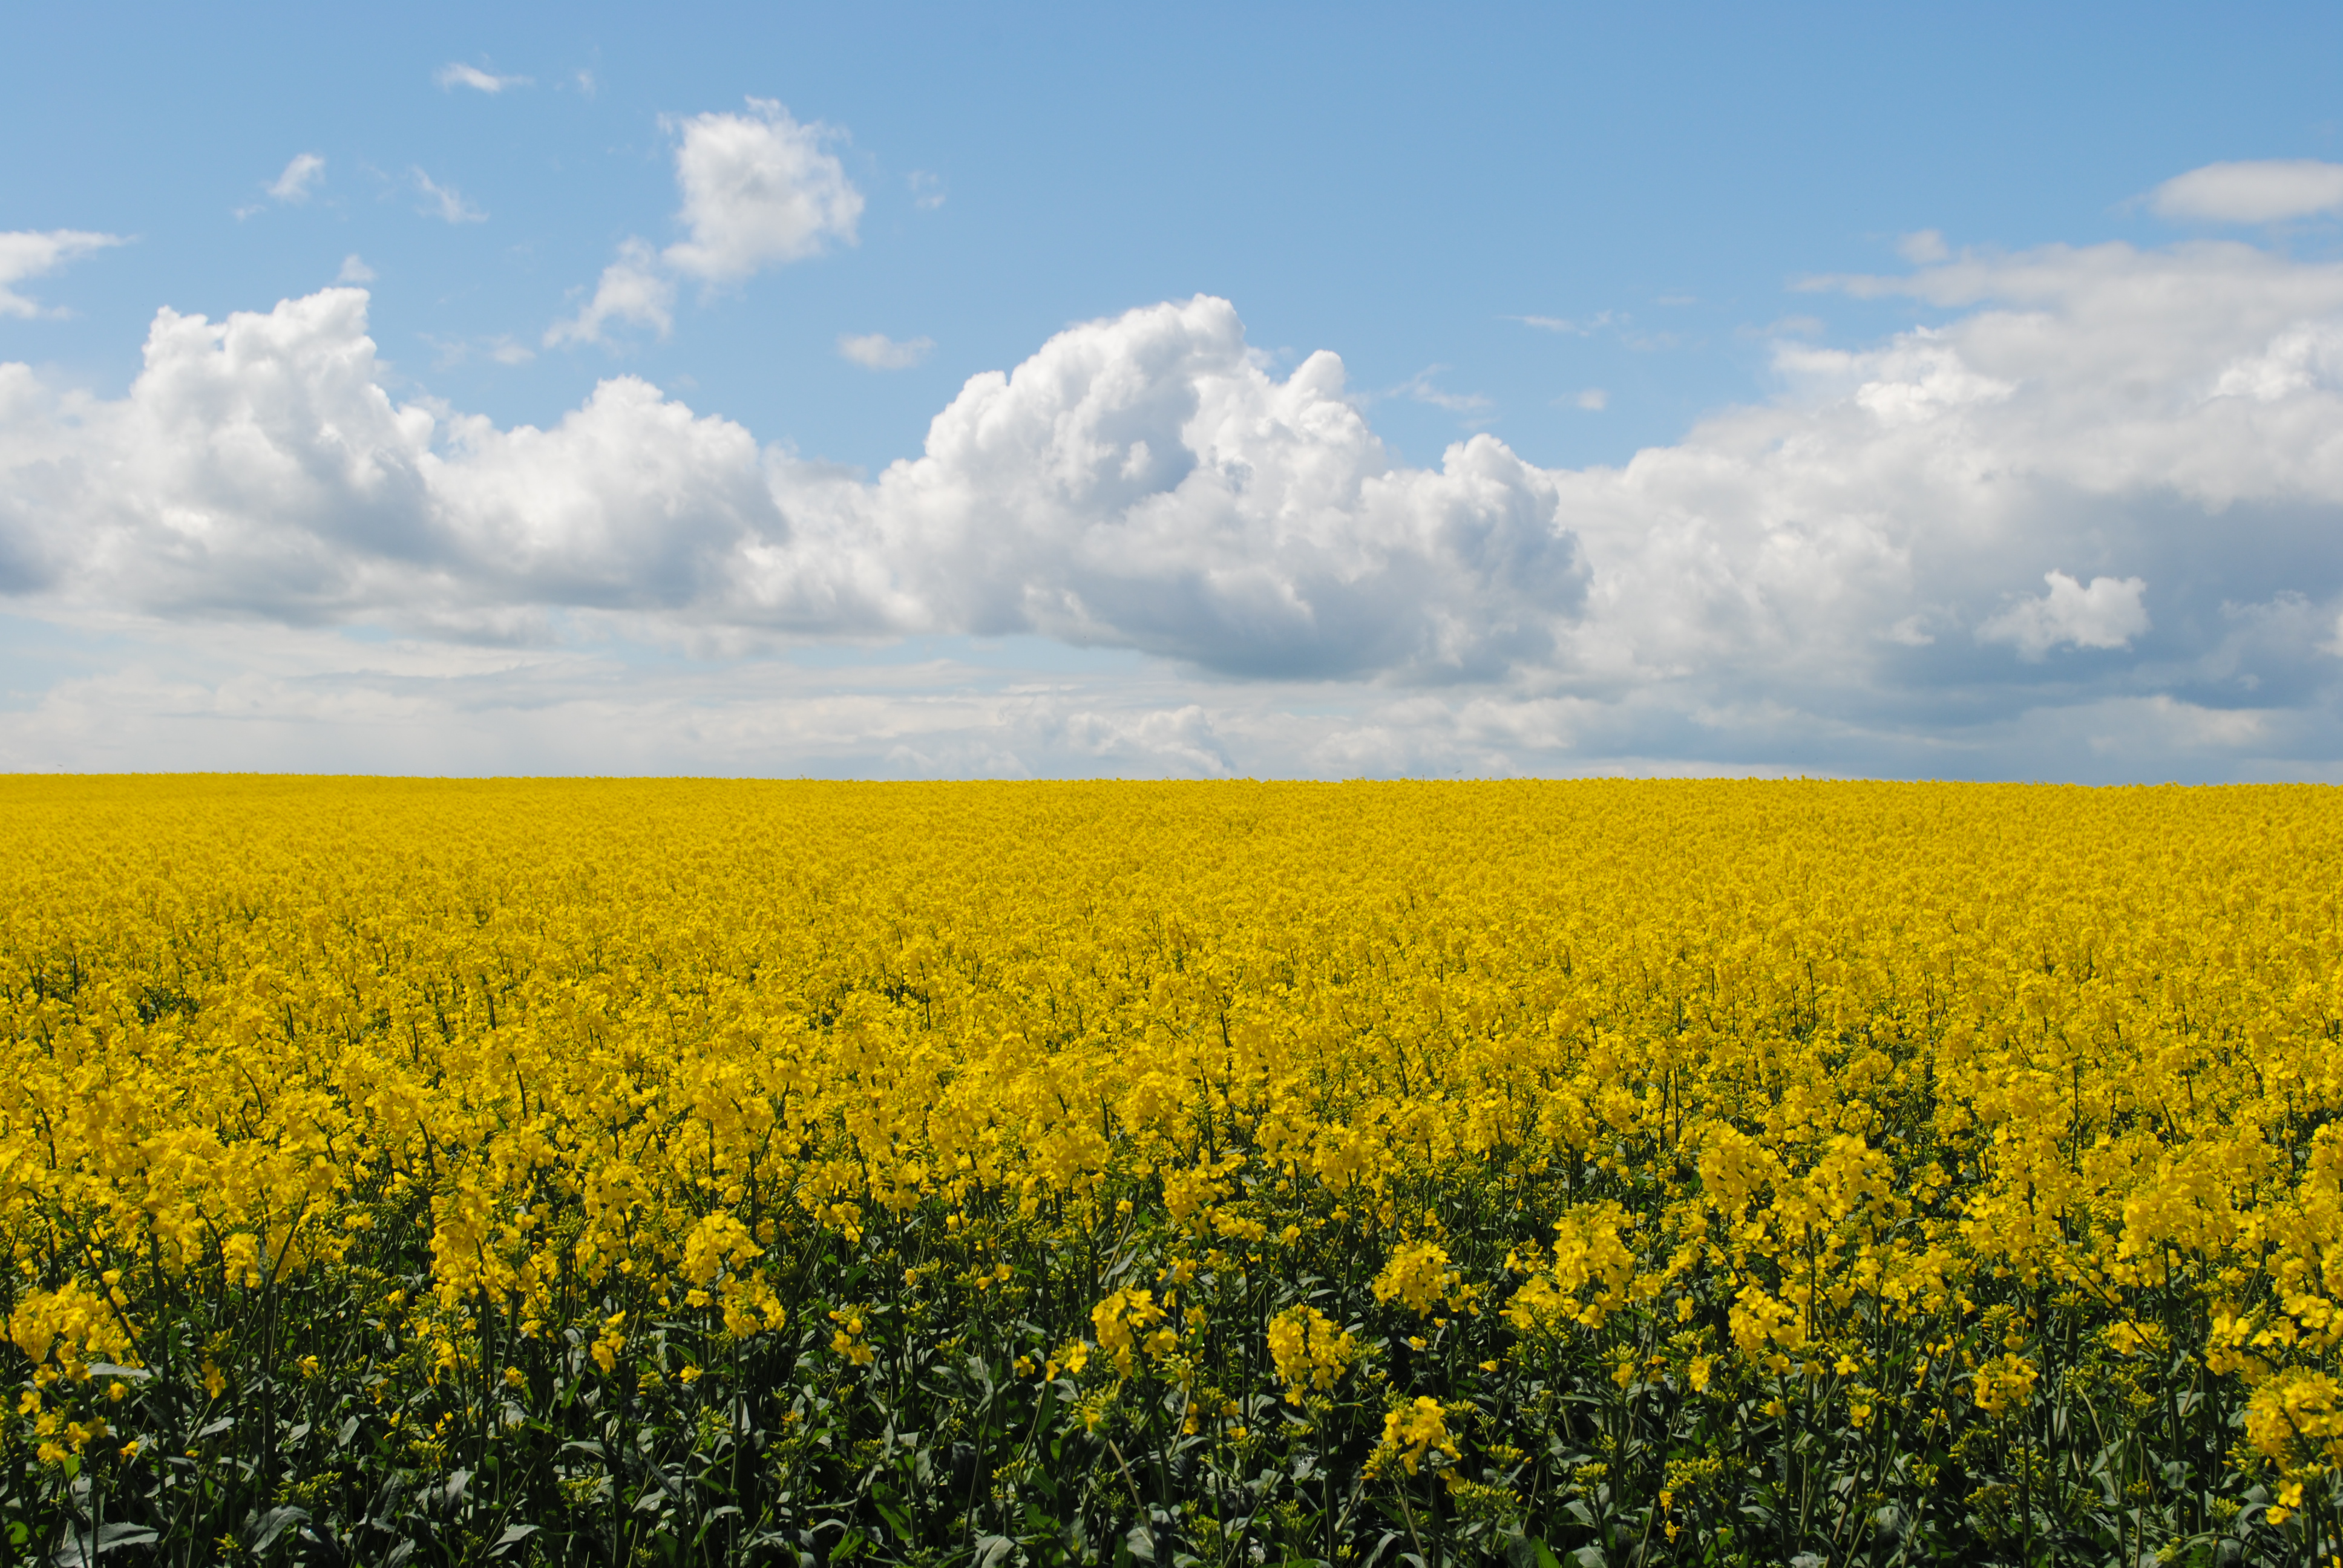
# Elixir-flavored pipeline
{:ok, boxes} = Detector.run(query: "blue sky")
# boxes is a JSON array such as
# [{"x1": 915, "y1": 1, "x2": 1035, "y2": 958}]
[{"x1": 6, "y1": 2, "x2": 2343, "y2": 779}]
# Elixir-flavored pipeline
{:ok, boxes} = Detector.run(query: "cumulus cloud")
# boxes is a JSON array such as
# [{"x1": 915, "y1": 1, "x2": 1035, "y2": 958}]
[
  {"x1": 14, "y1": 226, "x2": 2343, "y2": 777},
  {"x1": 551, "y1": 98, "x2": 862, "y2": 350},
  {"x1": 336, "y1": 255, "x2": 375, "y2": 284},
  {"x1": 436, "y1": 63, "x2": 531, "y2": 93},
  {"x1": 662, "y1": 99, "x2": 861, "y2": 279},
  {"x1": 268, "y1": 153, "x2": 326, "y2": 204},
  {"x1": 545, "y1": 240, "x2": 675, "y2": 347},
  {"x1": 839, "y1": 332, "x2": 932, "y2": 370},
  {"x1": 1977, "y1": 571, "x2": 2151, "y2": 658},
  {"x1": 2149, "y1": 160, "x2": 2343, "y2": 224},
  {"x1": 837, "y1": 298, "x2": 1582, "y2": 676},
  {"x1": 0, "y1": 230, "x2": 126, "y2": 318},
  {"x1": 0, "y1": 289, "x2": 1575, "y2": 680}
]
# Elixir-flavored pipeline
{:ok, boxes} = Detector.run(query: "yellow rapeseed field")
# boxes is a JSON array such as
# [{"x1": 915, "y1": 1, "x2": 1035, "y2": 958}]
[{"x1": 2, "y1": 776, "x2": 2339, "y2": 1566}]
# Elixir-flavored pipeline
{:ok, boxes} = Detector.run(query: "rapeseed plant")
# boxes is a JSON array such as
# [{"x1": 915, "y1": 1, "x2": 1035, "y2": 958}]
[{"x1": 0, "y1": 776, "x2": 2339, "y2": 1563}]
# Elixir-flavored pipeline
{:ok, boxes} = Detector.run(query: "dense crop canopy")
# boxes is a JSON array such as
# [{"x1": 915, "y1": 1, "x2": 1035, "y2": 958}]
[{"x1": 2, "y1": 777, "x2": 2340, "y2": 1564}]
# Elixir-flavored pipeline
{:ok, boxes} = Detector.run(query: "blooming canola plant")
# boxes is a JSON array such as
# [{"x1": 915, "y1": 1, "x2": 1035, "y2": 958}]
[{"x1": 2, "y1": 777, "x2": 2340, "y2": 1563}]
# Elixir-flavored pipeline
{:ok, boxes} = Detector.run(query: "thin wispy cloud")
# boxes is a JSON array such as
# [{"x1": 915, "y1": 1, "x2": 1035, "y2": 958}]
[
  {"x1": 545, "y1": 240, "x2": 673, "y2": 347},
  {"x1": 839, "y1": 332, "x2": 934, "y2": 369},
  {"x1": 425, "y1": 332, "x2": 538, "y2": 369},
  {"x1": 268, "y1": 153, "x2": 326, "y2": 204},
  {"x1": 1394, "y1": 367, "x2": 1493, "y2": 416},
  {"x1": 0, "y1": 229, "x2": 126, "y2": 318},
  {"x1": 412, "y1": 169, "x2": 487, "y2": 224},
  {"x1": 1509, "y1": 312, "x2": 1617, "y2": 335},
  {"x1": 436, "y1": 62, "x2": 532, "y2": 94},
  {"x1": 1897, "y1": 229, "x2": 1950, "y2": 263}
]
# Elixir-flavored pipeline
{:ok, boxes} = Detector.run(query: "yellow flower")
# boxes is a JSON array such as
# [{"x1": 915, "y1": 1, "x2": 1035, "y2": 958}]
[
  {"x1": 1374, "y1": 1396, "x2": 1460, "y2": 1477},
  {"x1": 1373, "y1": 1242, "x2": 1456, "y2": 1318},
  {"x1": 1267, "y1": 1305, "x2": 1356, "y2": 1404}
]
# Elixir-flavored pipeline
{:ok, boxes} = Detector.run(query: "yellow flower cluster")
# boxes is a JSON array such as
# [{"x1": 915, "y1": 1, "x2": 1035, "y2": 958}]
[
  {"x1": 4, "y1": 775, "x2": 2343, "y2": 1546},
  {"x1": 1089, "y1": 1288, "x2": 1176, "y2": 1379},
  {"x1": 1371, "y1": 1396, "x2": 1460, "y2": 1477},
  {"x1": 1266, "y1": 1304, "x2": 1356, "y2": 1403},
  {"x1": 1372, "y1": 1242, "x2": 1460, "y2": 1318}
]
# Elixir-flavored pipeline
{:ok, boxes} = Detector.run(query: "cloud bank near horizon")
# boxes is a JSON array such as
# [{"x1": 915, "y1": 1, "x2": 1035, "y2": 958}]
[{"x1": 4, "y1": 221, "x2": 2343, "y2": 779}]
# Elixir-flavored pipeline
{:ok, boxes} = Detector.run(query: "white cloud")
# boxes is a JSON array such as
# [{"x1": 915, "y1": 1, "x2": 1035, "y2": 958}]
[
  {"x1": 336, "y1": 254, "x2": 375, "y2": 284},
  {"x1": 1898, "y1": 229, "x2": 1949, "y2": 264},
  {"x1": 907, "y1": 171, "x2": 945, "y2": 211},
  {"x1": 0, "y1": 230, "x2": 126, "y2": 319},
  {"x1": 413, "y1": 169, "x2": 486, "y2": 224},
  {"x1": 269, "y1": 153, "x2": 326, "y2": 203},
  {"x1": 15, "y1": 234, "x2": 2343, "y2": 777},
  {"x1": 839, "y1": 332, "x2": 932, "y2": 370},
  {"x1": 1977, "y1": 571, "x2": 2150, "y2": 658},
  {"x1": 2210, "y1": 319, "x2": 2343, "y2": 401},
  {"x1": 426, "y1": 333, "x2": 536, "y2": 369},
  {"x1": 1511, "y1": 312, "x2": 1614, "y2": 335},
  {"x1": 1395, "y1": 367, "x2": 1492, "y2": 417},
  {"x1": 549, "y1": 99, "x2": 863, "y2": 348},
  {"x1": 1573, "y1": 388, "x2": 1608, "y2": 411},
  {"x1": 662, "y1": 99, "x2": 862, "y2": 280},
  {"x1": 545, "y1": 240, "x2": 675, "y2": 347},
  {"x1": 0, "y1": 289, "x2": 1575, "y2": 681},
  {"x1": 2149, "y1": 160, "x2": 2343, "y2": 224},
  {"x1": 436, "y1": 63, "x2": 531, "y2": 94},
  {"x1": 841, "y1": 298, "x2": 1579, "y2": 676}
]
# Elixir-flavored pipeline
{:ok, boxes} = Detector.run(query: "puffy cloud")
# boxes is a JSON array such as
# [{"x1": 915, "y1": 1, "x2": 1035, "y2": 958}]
[
  {"x1": 11, "y1": 227, "x2": 2343, "y2": 777},
  {"x1": 268, "y1": 153, "x2": 325, "y2": 203},
  {"x1": 831, "y1": 296, "x2": 1583, "y2": 678},
  {"x1": 436, "y1": 63, "x2": 530, "y2": 93},
  {"x1": 1977, "y1": 572, "x2": 2150, "y2": 658},
  {"x1": 545, "y1": 240, "x2": 675, "y2": 347},
  {"x1": 0, "y1": 290, "x2": 1575, "y2": 682},
  {"x1": 2149, "y1": 159, "x2": 2343, "y2": 224},
  {"x1": 551, "y1": 99, "x2": 862, "y2": 349},
  {"x1": 661, "y1": 99, "x2": 861, "y2": 280},
  {"x1": 838, "y1": 332, "x2": 932, "y2": 369},
  {"x1": 0, "y1": 230, "x2": 125, "y2": 319},
  {"x1": 336, "y1": 254, "x2": 375, "y2": 284}
]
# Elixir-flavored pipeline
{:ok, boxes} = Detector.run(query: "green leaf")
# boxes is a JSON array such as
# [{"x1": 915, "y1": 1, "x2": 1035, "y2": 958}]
[
  {"x1": 251, "y1": 1506, "x2": 307, "y2": 1555},
  {"x1": 490, "y1": 1523, "x2": 539, "y2": 1558}
]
